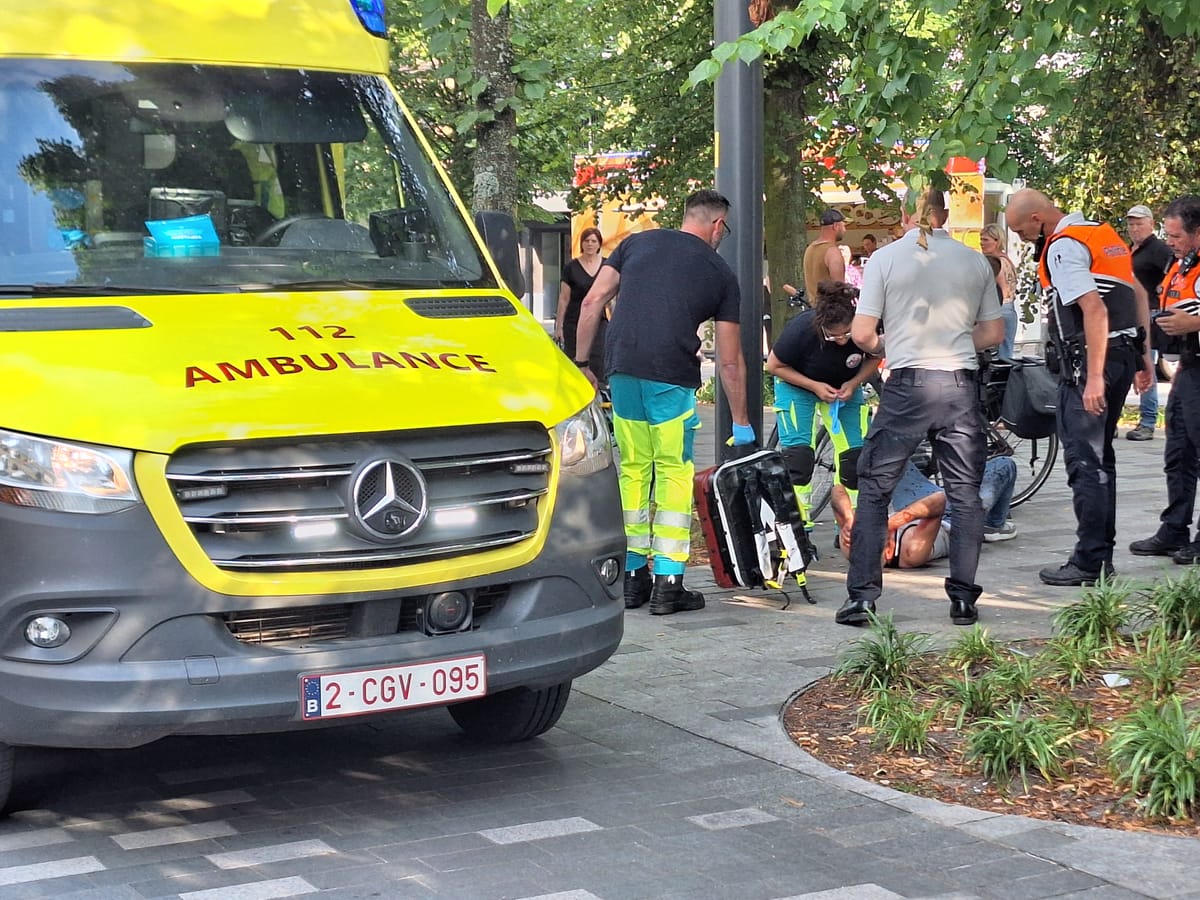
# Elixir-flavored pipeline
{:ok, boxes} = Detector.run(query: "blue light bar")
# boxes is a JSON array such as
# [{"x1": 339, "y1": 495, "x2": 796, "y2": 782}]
[{"x1": 350, "y1": 0, "x2": 387, "y2": 37}]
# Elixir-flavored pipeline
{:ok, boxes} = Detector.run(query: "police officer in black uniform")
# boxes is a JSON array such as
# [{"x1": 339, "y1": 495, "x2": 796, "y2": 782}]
[
  {"x1": 1130, "y1": 196, "x2": 1200, "y2": 563},
  {"x1": 1005, "y1": 189, "x2": 1154, "y2": 587}
]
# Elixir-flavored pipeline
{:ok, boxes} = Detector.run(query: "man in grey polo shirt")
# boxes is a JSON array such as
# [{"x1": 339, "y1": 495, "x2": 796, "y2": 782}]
[{"x1": 836, "y1": 189, "x2": 1004, "y2": 627}]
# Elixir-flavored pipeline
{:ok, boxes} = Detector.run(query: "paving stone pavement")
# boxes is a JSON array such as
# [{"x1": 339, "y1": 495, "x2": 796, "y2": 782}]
[{"x1": 0, "y1": 392, "x2": 1194, "y2": 899}]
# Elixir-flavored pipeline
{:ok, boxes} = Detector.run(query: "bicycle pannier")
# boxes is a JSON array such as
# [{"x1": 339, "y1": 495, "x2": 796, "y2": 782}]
[{"x1": 999, "y1": 363, "x2": 1058, "y2": 439}]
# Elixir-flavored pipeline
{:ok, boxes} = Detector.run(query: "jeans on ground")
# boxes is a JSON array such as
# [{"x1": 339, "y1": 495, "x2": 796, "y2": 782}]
[
  {"x1": 1057, "y1": 345, "x2": 1137, "y2": 572},
  {"x1": 999, "y1": 302, "x2": 1018, "y2": 361},
  {"x1": 848, "y1": 369, "x2": 986, "y2": 605},
  {"x1": 1139, "y1": 350, "x2": 1159, "y2": 429}
]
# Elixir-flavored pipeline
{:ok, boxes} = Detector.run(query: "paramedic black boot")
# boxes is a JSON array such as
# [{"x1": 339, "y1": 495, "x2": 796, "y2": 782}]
[
  {"x1": 649, "y1": 574, "x2": 705, "y2": 615},
  {"x1": 623, "y1": 567, "x2": 652, "y2": 609},
  {"x1": 946, "y1": 578, "x2": 983, "y2": 626}
]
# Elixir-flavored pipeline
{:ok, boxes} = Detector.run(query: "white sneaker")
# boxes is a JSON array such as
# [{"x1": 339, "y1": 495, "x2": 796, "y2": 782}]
[{"x1": 983, "y1": 521, "x2": 1018, "y2": 542}]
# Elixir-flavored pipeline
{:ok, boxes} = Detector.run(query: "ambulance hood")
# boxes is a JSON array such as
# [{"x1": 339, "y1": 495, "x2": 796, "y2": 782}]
[{"x1": 0, "y1": 291, "x2": 593, "y2": 454}]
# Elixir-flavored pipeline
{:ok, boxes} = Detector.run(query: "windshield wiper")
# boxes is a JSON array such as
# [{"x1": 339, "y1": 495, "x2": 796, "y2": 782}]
[
  {"x1": 238, "y1": 279, "x2": 474, "y2": 292},
  {"x1": 0, "y1": 284, "x2": 217, "y2": 298}
]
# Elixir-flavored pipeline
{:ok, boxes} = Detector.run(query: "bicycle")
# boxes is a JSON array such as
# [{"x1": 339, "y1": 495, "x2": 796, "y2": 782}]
[{"x1": 767, "y1": 354, "x2": 1059, "y2": 519}]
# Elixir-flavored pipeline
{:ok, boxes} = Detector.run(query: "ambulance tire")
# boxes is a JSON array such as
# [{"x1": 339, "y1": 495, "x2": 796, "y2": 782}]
[
  {"x1": 449, "y1": 680, "x2": 572, "y2": 744},
  {"x1": 0, "y1": 743, "x2": 12, "y2": 814}
]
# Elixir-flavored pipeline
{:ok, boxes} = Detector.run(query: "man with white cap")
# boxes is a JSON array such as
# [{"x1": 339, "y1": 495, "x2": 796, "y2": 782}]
[{"x1": 1125, "y1": 203, "x2": 1172, "y2": 441}]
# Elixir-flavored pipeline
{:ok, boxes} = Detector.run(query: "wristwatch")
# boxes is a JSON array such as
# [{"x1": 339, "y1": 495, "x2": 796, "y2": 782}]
[{"x1": 574, "y1": 360, "x2": 589, "y2": 368}]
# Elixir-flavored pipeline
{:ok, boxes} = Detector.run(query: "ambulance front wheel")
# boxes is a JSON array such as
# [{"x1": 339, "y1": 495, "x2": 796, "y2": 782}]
[
  {"x1": 448, "y1": 680, "x2": 572, "y2": 744},
  {"x1": 0, "y1": 743, "x2": 14, "y2": 814}
]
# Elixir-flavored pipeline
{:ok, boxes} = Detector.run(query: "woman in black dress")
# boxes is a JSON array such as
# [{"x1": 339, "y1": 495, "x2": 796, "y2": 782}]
[{"x1": 556, "y1": 227, "x2": 606, "y2": 377}]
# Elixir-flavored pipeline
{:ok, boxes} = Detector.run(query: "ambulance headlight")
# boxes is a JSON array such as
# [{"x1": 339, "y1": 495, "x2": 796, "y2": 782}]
[
  {"x1": 0, "y1": 430, "x2": 139, "y2": 514},
  {"x1": 556, "y1": 400, "x2": 613, "y2": 476}
]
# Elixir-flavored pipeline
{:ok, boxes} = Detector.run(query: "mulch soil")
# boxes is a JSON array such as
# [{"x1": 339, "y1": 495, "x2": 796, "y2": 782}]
[{"x1": 783, "y1": 643, "x2": 1200, "y2": 838}]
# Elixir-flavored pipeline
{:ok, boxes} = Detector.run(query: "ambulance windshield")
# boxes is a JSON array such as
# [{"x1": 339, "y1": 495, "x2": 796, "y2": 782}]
[{"x1": 0, "y1": 61, "x2": 494, "y2": 292}]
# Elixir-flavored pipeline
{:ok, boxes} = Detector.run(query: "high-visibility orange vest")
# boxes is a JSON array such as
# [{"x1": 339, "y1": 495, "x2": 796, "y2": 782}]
[
  {"x1": 1159, "y1": 256, "x2": 1200, "y2": 357},
  {"x1": 1160, "y1": 257, "x2": 1200, "y2": 309},
  {"x1": 1038, "y1": 222, "x2": 1139, "y2": 341}
]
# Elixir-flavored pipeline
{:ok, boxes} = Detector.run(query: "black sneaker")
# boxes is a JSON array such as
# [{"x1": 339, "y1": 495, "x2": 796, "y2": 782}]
[
  {"x1": 623, "y1": 567, "x2": 652, "y2": 609},
  {"x1": 648, "y1": 574, "x2": 705, "y2": 615},
  {"x1": 1126, "y1": 425, "x2": 1155, "y2": 441},
  {"x1": 1173, "y1": 542, "x2": 1200, "y2": 565},
  {"x1": 834, "y1": 598, "x2": 875, "y2": 626},
  {"x1": 1130, "y1": 535, "x2": 1186, "y2": 556},
  {"x1": 1039, "y1": 562, "x2": 1104, "y2": 587}
]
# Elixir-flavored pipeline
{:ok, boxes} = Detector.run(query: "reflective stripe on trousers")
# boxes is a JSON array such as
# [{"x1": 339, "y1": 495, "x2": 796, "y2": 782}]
[{"x1": 609, "y1": 374, "x2": 700, "y2": 574}]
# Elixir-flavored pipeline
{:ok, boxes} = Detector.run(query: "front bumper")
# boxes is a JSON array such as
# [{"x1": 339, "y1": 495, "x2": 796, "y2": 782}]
[{"x1": 0, "y1": 466, "x2": 624, "y2": 749}]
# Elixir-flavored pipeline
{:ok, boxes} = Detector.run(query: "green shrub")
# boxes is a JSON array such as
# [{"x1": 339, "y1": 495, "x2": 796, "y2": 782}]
[
  {"x1": 983, "y1": 654, "x2": 1041, "y2": 703},
  {"x1": 965, "y1": 701, "x2": 1075, "y2": 791},
  {"x1": 833, "y1": 612, "x2": 931, "y2": 693},
  {"x1": 1043, "y1": 635, "x2": 1108, "y2": 688},
  {"x1": 861, "y1": 686, "x2": 938, "y2": 753},
  {"x1": 1140, "y1": 567, "x2": 1200, "y2": 640},
  {"x1": 939, "y1": 669, "x2": 1002, "y2": 729},
  {"x1": 1052, "y1": 574, "x2": 1134, "y2": 648},
  {"x1": 1123, "y1": 625, "x2": 1198, "y2": 701},
  {"x1": 944, "y1": 624, "x2": 1001, "y2": 669},
  {"x1": 1107, "y1": 696, "x2": 1200, "y2": 821}
]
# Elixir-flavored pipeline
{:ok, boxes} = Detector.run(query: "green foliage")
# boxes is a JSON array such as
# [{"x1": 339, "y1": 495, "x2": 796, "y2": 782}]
[
  {"x1": 861, "y1": 686, "x2": 938, "y2": 753},
  {"x1": 1051, "y1": 575, "x2": 1134, "y2": 649},
  {"x1": 965, "y1": 701, "x2": 1074, "y2": 792},
  {"x1": 1138, "y1": 566, "x2": 1200, "y2": 640},
  {"x1": 1043, "y1": 636, "x2": 1108, "y2": 688},
  {"x1": 686, "y1": 1, "x2": 1200, "y2": 203},
  {"x1": 938, "y1": 669, "x2": 1001, "y2": 730},
  {"x1": 982, "y1": 654, "x2": 1040, "y2": 703},
  {"x1": 1123, "y1": 625, "x2": 1198, "y2": 702},
  {"x1": 944, "y1": 625, "x2": 1001, "y2": 669},
  {"x1": 1107, "y1": 696, "x2": 1200, "y2": 821},
  {"x1": 834, "y1": 612, "x2": 931, "y2": 693}
]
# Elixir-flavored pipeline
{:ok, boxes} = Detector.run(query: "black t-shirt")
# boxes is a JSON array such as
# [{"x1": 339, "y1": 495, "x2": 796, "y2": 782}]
[
  {"x1": 771, "y1": 308, "x2": 869, "y2": 388},
  {"x1": 1133, "y1": 235, "x2": 1172, "y2": 310},
  {"x1": 603, "y1": 229, "x2": 740, "y2": 387}
]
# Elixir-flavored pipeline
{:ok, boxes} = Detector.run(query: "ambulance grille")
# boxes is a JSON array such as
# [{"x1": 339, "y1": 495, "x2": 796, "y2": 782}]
[
  {"x1": 165, "y1": 425, "x2": 551, "y2": 572},
  {"x1": 223, "y1": 586, "x2": 507, "y2": 645}
]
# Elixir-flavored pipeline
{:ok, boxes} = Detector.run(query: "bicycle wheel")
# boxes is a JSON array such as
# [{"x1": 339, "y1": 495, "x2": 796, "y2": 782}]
[
  {"x1": 988, "y1": 422, "x2": 1058, "y2": 507},
  {"x1": 765, "y1": 423, "x2": 837, "y2": 520}
]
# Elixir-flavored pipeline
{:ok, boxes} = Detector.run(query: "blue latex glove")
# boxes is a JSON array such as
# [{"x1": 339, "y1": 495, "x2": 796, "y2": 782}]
[
  {"x1": 731, "y1": 422, "x2": 756, "y2": 445},
  {"x1": 829, "y1": 399, "x2": 843, "y2": 434}
]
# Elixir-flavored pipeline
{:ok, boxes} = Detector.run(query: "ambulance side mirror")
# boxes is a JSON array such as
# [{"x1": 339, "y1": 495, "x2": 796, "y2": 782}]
[{"x1": 474, "y1": 211, "x2": 525, "y2": 298}]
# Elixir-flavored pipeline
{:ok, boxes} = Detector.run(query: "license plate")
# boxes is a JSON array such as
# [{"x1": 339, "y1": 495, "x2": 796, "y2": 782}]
[{"x1": 301, "y1": 654, "x2": 486, "y2": 721}]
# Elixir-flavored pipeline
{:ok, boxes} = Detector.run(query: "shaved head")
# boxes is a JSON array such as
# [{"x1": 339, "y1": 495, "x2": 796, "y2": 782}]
[{"x1": 1005, "y1": 189, "x2": 1064, "y2": 243}]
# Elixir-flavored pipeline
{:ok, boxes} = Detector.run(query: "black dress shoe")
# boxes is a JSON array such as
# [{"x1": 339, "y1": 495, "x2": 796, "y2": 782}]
[
  {"x1": 949, "y1": 599, "x2": 978, "y2": 625},
  {"x1": 1130, "y1": 535, "x2": 1186, "y2": 556},
  {"x1": 1173, "y1": 542, "x2": 1200, "y2": 565},
  {"x1": 834, "y1": 598, "x2": 875, "y2": 626},
  {"x1": 1039, "y1": 561, "x2": 1104, "y2": 587}
]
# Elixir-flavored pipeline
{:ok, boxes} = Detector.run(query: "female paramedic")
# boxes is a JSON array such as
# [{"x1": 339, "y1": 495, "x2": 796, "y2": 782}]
[{"x1": 766, "y1": 280, "x2": 880, "y2": 521}]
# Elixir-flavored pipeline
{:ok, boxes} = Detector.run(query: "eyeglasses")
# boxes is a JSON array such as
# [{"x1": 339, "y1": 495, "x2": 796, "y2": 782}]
[
  {"x1": 822, "y1": 327, "x2": 852, "y2": 342},
  {"x1": 720, "y1": 219, "x2": 731, "y2": 238}
]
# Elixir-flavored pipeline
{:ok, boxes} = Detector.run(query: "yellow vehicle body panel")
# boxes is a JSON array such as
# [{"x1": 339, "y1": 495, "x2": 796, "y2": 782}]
[
  {"x1": 1, "y1": 0, "x2": 390, "y2": 73},
  {"x1": 6, "y1": 292, "x2": 589, "y2": 454}
]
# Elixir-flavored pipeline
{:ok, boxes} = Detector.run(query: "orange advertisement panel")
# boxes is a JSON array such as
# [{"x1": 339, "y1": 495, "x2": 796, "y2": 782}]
[{"x1": 571, "y1": 153, "x2": 661, "y2": 254}]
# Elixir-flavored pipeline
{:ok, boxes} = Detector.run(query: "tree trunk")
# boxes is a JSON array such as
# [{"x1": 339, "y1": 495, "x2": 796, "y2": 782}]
[
  {"x1": 763, "y1": 68, "x2": 811, "y2": 343},
  {"x1": 469, "y1": 0, "x2": 518, "y2": 215}
]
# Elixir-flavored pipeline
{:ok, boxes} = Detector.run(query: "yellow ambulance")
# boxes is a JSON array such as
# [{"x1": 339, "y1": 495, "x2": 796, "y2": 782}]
[{"x1": 0, "y1": 0, "x2": 624, "y2": 807}]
